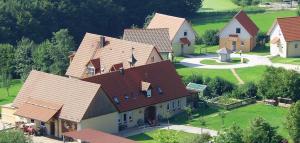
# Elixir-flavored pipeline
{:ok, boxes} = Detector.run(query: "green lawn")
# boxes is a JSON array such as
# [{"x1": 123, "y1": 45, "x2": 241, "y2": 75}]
[
  {"x1": 128, "y1": 129, "x2": 198, "y2": 143},
  {"x1": 200, "y1": 58, "x2": 245, "y2": 65},
  {"x1": 171, "y1": 103, "x2": 289, "y2": 139},
  {"x1": 193, "y1": 45, "x2": 219, "y2": 55},
  {"x1": 200, "y1": 0, "x2": 239, "y2": 12},
  {"x1": 235, "y1": 66, "x2": 267, "y2": 83},
  {"x1": 192, "y1": 10, "x2": 297, "y2": 36},
  {"x1": 270, "y1": 56, "x2": 300, "y2": 65},
  {"x1": 176, "y1": 66, "x2": 239, "y2": 84},
  {"x1": 0, "y1": 80, "x2": 23, "y2": 106}
]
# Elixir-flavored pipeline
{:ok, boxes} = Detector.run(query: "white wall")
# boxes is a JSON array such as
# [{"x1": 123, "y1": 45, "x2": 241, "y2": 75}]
[
  {"x1": 219, "y1": 18, "x2": 251, "y2": 41},
  {"x1": 172, "y1": 21, "x2": 196, "y2": 56},
  {"x1": 269, "y1": 23, "x2": 287, "y2": 57}
]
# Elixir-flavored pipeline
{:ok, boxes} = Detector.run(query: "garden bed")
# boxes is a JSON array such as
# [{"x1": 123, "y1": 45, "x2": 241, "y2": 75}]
[{"x1": 207, "y1": 96, "x2": 256, "y2": 110}]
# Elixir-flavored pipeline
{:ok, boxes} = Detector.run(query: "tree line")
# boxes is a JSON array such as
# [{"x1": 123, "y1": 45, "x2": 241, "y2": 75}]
[{"x1": 0, "y1": 0, "x2": 203, "y2": 45}]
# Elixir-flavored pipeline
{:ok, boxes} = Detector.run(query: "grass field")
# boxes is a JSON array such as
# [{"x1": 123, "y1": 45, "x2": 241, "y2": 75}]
[
  {"x1": 128, "y1": 130, "x2": 198, "y2": 143},
  {"x1": 236, "y1": 66, "x2": 267, "y2": 83},
  {"x1": 192, "y1": 10, "x2": 297, "y2": 36},
  {"x1": 0, "y1": 80, "x2": 23, "y2": 106},
  {"x1": 200, "y1": 0, "x2": 239, "y2": 12},
  {"x1": 270, "y1": 56, "x2": 300, "y2": 65},
  {"x1": 171, "y1": 103, "x2": 289, "y2": 139},
  {"x1": 200, "y1": 58, "x2": 245, "y2": 65}
]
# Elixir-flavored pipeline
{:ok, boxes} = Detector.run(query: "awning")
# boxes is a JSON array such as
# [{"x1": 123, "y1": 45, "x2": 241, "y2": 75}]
[
  {"x1": 271, "y1": 37, "x2": 280, "y2": 44},
  {"x1": 180, "y1": 38, "x2": 191, "y2": 45},
  {"x1": 63, "y1": 128, "x2": 137, "y2": 143},
  {"x1": 14, "y1": 99, "x2": 62, "y2": 122}
]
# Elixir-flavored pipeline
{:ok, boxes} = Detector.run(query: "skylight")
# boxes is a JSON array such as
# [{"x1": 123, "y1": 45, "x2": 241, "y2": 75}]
[{"x1": 113, "y1": 97, "x2": 120, "y2": 105}]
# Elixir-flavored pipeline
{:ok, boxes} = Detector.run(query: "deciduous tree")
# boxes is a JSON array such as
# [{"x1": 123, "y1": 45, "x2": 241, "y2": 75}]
[{"x1": 286, "y1": 101, "x2": 300, "y2": 143}]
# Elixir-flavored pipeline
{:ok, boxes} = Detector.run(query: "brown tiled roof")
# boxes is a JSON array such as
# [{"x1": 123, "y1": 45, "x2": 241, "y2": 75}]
[
  {"x1": 90, "y1": 58, "x2": 101, "y2": 69},
  {"x1": 66, "y1": 33, "x2": 161, "y2": 78},
  {"x1": 13, "y1": 70, "x2": 101, "y2": 122},
  {"x1": 83, "y1": 60, "x2": 189, "y2": 112},
  {"x1": 272, "y1": 16, "x2": 300, "y2": 41},
  {"x1": 180, "y1": 38, "x2": 191, "y2": 45},
  {"x1": 63, "y1": 128, "x2": 137, "y2": 143},
  {"x1": 123, "y1": 28, "x2": 173, "y2": 53},
  {"x1": 147, "y1": 13, "x2": 186, "y2": 41},
  {"x1": 234, "y1": 10, "x2": 259, "y2": 37},
  {"x1": 15, "y1": 98, "x2": 63, "y2": 122}
]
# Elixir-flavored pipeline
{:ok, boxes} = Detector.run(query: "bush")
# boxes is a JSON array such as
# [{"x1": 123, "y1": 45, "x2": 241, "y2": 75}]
[
  {"x1": 215, "y1": 124, "x2": 244, "y2": 143},
  {"x1": 195, "y1": 35, "x2": 203, "y2": 45},
  {"x1": 0, "y1": 130, "x2": 32, "y2": 143},
  {"x1": 206, "y1": 77, "x2": 235, "y2": 98},
  {"x1": 187, "y1": 133, "x2": 211, "y2": 143},
  {"x1": 230, "y1": 82, "x2": 257, "y2": 99},
  {"x1": 202, "y1": 29, "x2": 219, "y2": 46},
  {"x1": 231, "y1": 0, "x2": 260, "y2": 6},
  {"x1": 286, "y1": 101, "x2": 300, "y2": 143},
  {"x1": 183, "y1": 74, "x2": 203, "y2": 85}
]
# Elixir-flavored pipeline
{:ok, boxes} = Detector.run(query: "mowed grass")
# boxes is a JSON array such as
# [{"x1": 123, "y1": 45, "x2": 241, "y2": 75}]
[
  {"x1": 192, "y1": 10, "x2": 297, "y2": 36},
  {"x1": 0, "y1": 80, "x2": 23, "y2": 106},
  {"x1": 200, "y1": 0, "x2": 239, "y2": 12},
  {"x1": 128, "y1": 130, "x2": 198, "y2": 143},
  {"x1": 235, "y1": 66, "x2": 267, "y2": 83},
  {"x1": 171, "y1": 103, "x2": 289, "y2": 139},
  {"x1": 176, "y1": 65, "x2": 239, "y2": 84},
  {"x1": 270, "y1": 56, "x2": 300, "y2": 65}
]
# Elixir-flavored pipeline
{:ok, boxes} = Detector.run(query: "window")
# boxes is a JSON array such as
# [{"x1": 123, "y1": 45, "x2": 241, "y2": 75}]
[
  {"x1": 178, "y1": 100, "x2": 181, "y2": 108},
  {"x1": 41, "y1": 122, "x2": 45, "y2": 126},
  {"x1": 117, "y1": 115, "x2": 121, "y2": 125},
  {"x1": 172, "y1": 101, "x2": 175, "y2": 109},
  {"x1": 113, "y1": 97, "x2": 120, "y2": 105},
  {"x1": 146, "y1": 89, "x2": 152, "y2": 98},
  {"x1": 236, "y1": 28, "x2": 241, "y2": 34},
  {"x1": 128, "y1": 112, "x2": 133, "y2": 121},
  {"x1": 87, "y1": 66, "x2": 95, "y2": 76},
  {"x1": 157, "y1": 87, "x2": 163, "y2": 95},
  {"x1": 295, "y1": 44, "x2": 298, "y2": 49},
  {"x1": 123, "y1": 113, "x2": 127, "y2": 123},
  {"x1": 167, "y1": 103, "x2": 170, "y2": 110},
  {"x1": 241, "y1": 41, "x2": 245, "y2": 46},
  {"x1": 125, "y1": 95, "x2": 129, "y2": 101},
  {"x1": 184, "y1": 31, "x2": 188, "y2": 36},
  {"x1": 151, "y1": 56, "x2": 155, "y2": 62},
  {"x1": 31, "y1": 119, "x2": 34, "y2": 123}
]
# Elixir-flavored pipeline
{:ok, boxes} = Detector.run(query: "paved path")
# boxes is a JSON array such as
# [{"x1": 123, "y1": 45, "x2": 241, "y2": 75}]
[
  {"x1": 230, "y1": 69, "x2": 244, "y2": 84},
  {"x1": 119, "y1": 124, "x2": 218, "y2": 137},
  {"x1": 180, "y1": 53, "x2": 300, "y2": 72}
]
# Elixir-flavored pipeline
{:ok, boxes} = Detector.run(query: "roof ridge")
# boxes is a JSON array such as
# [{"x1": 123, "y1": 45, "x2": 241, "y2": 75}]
[
  {"x1": 155, "y1": 13, "x2": 185, "y2": 20},
  {"x1": 277, "y1": 16, "x2": 300, "y2": 19}
]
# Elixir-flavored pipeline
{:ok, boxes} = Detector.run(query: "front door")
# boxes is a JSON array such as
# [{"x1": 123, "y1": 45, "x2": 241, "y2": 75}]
[
  {"x1": 144, "y1": 106, "x2": 156, "y2": 125},
  {"x1": 232, "y1": 41, "x2": 237, "y2": 51},
  {"x1": 50, "y1": 122, "x2": 55, "y2": 136}
]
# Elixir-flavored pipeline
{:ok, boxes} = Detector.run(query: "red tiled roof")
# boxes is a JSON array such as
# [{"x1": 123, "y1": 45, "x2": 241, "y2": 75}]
[
  {"x1": 180, "y1": 38, "x2": 191, "y2": 45},
  {"x1": 110, "y1": 63, "x2": 124, "y2": 72},
  {"x1": 90, "y1": 58, "x2": 101, "y2": 69},
  {"x1": 83, "y1": 60, "x2": 189, "y2": 112},
  {"x1": 234, "y1": 10, "x2": 259, "y2": 37},
  {"x1": 63, "y1": 128, "x2": 137, "y2": 143},
  {"x1": 276, "y1": 16, "x2": 300, "y2": 41}
]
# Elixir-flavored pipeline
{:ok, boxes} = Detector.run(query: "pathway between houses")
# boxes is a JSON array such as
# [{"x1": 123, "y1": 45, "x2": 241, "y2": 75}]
[
  {"x1": 230, "y1": 68, "x2": 245, "y2": 84},
  {"x1": 118, "y1": 124, "x2": 218, "y2": 137}
]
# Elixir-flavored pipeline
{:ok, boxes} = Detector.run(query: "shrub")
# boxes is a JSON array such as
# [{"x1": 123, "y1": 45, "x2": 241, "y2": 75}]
[
  {"x1": 230, "y1": 82, "x2": 257, "y2": 99},
  {"x1": 202, "y1": 29, "x2": 219, "y2": 46},
  {"x1": 206, "y1": 77, "x2": 234, "y2": 97},
  {"x1": 195, "y1": 35, "x2": 203, "y2": 45},
  {"x1": 215, "y1": 124, "x2": 244, "y2": 143},
  {"x1": 183, "y1": 74, "x2": 203, "y2": 85},
  {"x1": 231, "y1": 0, "x2": 260, "y2": 6},
  {"x1": 0, "y1": 130, "x2": 32, "y2": 143},
  {"x1": 286, "y1": 101, "x2": 300, "y2": 143},
  {"x1": 243, "y1": 117, "x2": 284, "y2": 143},
  {"x1": 187, "y1": 133, "x2": 211, "y2": 143}
]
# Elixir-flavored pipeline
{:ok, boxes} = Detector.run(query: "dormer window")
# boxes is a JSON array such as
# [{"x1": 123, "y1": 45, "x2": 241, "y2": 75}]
[
  {"x1": 158, "y1": 87, "x2": 163, "y2": 95},
  {"x1": 146, "y1": 89, "x2": 152, "y2": 98},
  {"x1": 113, "y1": 97, "x2": 120, "y2": 105},
  {"x1": 184, "y1": 31, "x2": 188, "y2": 36},
  {"x1": 236, "y1": 28, "x2": 241, "y2": 34},
  {"x1": 87, "y1": 66, "x2": 95, "y2": 76}
]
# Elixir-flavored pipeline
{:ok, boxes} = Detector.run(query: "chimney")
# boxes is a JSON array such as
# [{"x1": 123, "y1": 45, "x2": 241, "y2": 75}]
[{"x1": 99, "y1": 36, "x2": 105, "y2": 48}]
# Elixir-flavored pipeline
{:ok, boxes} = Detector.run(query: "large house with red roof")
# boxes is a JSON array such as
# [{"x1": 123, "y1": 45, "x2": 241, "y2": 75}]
[
  {"x1": 1, "y1": 61, "x2": 189, "y2": 138},
  {"x1": 219, "y1": 10, "x2": 259, "y2": 52},
  {"x1": 268, "y1": 16, "x2": 300, "y2": 58}
]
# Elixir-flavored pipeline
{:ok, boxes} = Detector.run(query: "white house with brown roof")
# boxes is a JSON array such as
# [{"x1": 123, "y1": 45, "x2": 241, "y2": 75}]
[
  {"x1": 147, "y1": 13, "x2": 196, "y2": 56},
  {"x1": 123, "y1": 28, "x2": 173, "y2": 60},
  {"x1": 219, "y1": 10, "x2": 259, "y2": 52},
  {"x1": 268, "y1": 16, "x2": 300, "y2": 58},
  {"x1": 66, "y1": 33, "x2": 163, "y2": 79},
  {"x1": 2, "y1": 61, "x2": 189, "y2": 139}
]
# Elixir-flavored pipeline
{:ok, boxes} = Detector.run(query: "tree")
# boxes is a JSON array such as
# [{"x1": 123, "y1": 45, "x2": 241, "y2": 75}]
[
  {"x1": 286, "y1": 101, "x2": 300, "y2": 142},
  {"x1": 32, "y1": 40, "x2": 53, "y2": 72},
  {"x1": 14, "y1": 38, "x2": 35, "y2": 81},
  {"x1": 184, "y1": 106, "x2": 193, "y2": 120},
  {"x1": 183, "y1": 74, "x2": 203, "y2": 85},
  {"x1": 0, "y1": 130, "x2": 32, "y2": 143},
  {"x1": 0, "y1": 71, "x2": 12, "y2": 96},
  {"x1": 230, "y1": 82, "x2": 257, "y2": 99},
  {"x1": 257, "y1": 67, "x2": 300, "y2": 101},
  {"x1": 243, "y1": 117, "x2": 283, "y2": 143},
  {"x1": 206, "y1": 77, "x2": 234, "y2": 97},
  {"x1": 215, "y1": 124, "x2": 244, "y2": 143},
  {"x1": 0, "y1": 44, "x2": 14, "y2": 95},
  {"x1": 49, "y1": 29, "x2": 75, "y2": 75},
  {"x1": 143, "y1": 12, "x2": 155, "y2": 28},
  {"x1": 202, "y1": 29, "x2": 219, "y2": 46}
]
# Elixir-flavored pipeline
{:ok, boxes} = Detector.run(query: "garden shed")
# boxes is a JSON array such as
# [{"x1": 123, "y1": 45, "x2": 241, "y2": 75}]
[
  {"x1": 217, "y1": 48, "x2": 232, "y2": 62},
  {"x1": 186, "y1": 83, "x2": 207, "y2": 108}
]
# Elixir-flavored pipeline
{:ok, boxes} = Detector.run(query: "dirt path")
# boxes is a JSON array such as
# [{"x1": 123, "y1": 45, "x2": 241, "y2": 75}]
[{"x1": 230, "y1": 68, "x2": 244, "y2": 84}]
